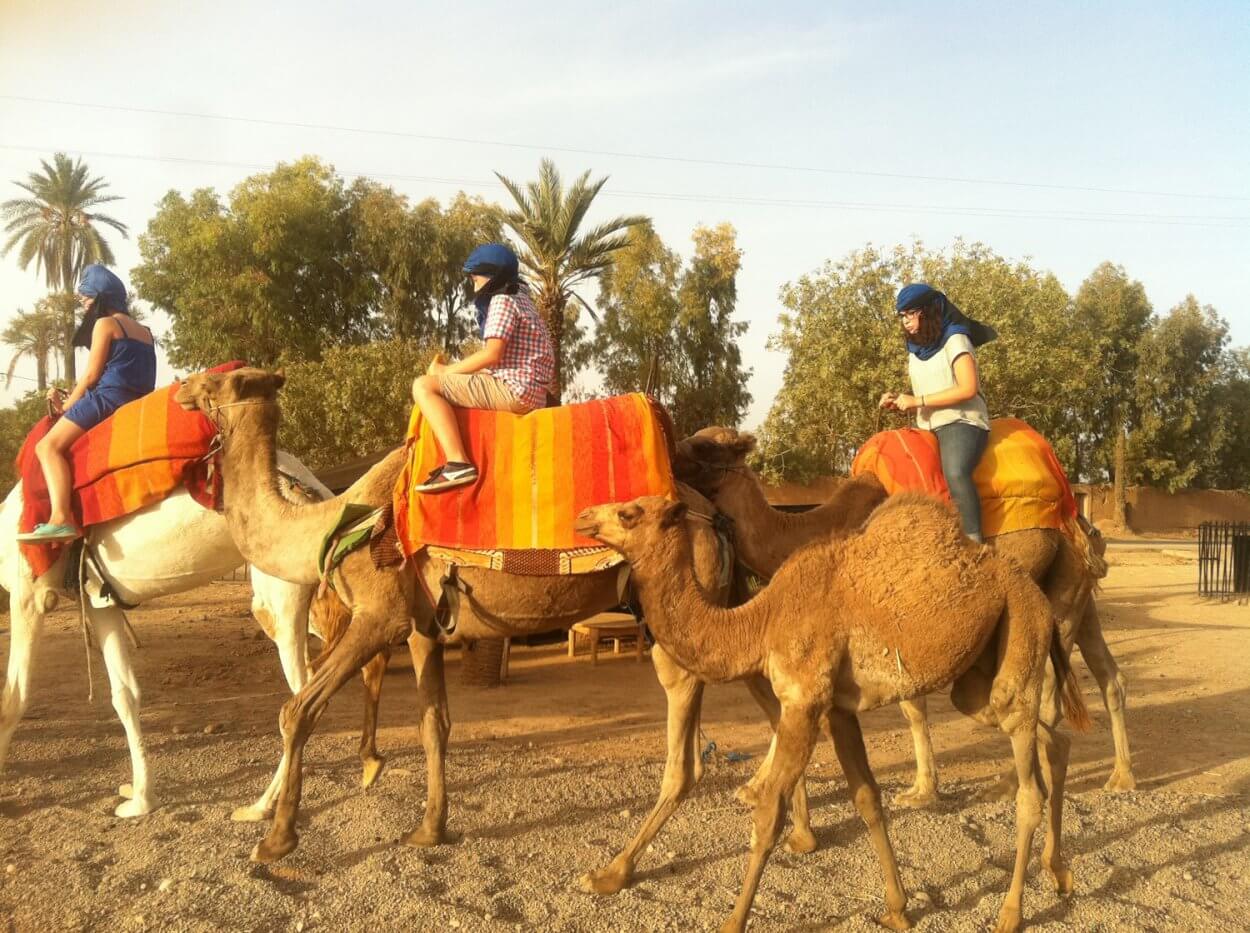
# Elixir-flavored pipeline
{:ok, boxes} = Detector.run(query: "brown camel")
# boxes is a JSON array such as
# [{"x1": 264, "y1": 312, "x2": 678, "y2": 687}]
[
  {"x1": 578, "y1": 493, "x2": 1088, "y2": 933},
  {"x1": 173, "y1": 367, "x2": 822, "y2": 875},
  {"x1": 676, "y1": 427, "x2": 1137, "y2": 802}
]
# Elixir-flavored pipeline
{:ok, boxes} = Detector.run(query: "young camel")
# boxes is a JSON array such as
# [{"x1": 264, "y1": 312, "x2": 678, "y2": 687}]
[
  {"x1": 578, "y1": 494, "x2": 1088, "y2": 933},
  {"x1": 173, "y1": 367, "x2": 822, "y2": 875},
  {"x1": 676, "y1": 426, "x2": 1137, "y2": 802}
]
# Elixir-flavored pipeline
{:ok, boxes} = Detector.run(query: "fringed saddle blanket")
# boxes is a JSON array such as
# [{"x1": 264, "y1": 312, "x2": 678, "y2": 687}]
[
  {"x1": 851, "y1": 418, "x2": 1078, "y2": 539},
  {"x1": 16, "y1": 362, "x2": 242, "y2": 577},
  {"x1": 393, "y1": 393, "x2": 676, "y2": 573}
]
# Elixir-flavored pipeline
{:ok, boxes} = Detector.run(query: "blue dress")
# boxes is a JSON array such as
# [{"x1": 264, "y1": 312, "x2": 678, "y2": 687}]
[{"x1": 63, "y1": 336, "x2": 158, "y2": 430}]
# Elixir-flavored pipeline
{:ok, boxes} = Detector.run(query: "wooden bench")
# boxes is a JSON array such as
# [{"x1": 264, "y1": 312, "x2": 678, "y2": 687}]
[{"x1": 567, "y1": 616, "x2": 646, "y2": 665}]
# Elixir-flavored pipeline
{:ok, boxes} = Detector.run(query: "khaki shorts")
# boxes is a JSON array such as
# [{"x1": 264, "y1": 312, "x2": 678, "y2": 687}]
[{"x1": 439, "y1": 372, "x2": 529, "y2": 413}]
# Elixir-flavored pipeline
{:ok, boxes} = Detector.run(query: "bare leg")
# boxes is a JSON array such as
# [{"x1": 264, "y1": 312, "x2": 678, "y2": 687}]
[
  {"x1": 895, "y1": 698, "x2": 939, "y2": 808},
  {"x1": 34, "y1": 418, "x2": 86, "y2": 527},
  {"x1": 581, "y1": 645, "x2": 704, "y2": 895},
  {"x1": 93, "y1": 607, "x2": 155, "y2": 817},
  {"x1": 722, "y1": 702, "x2": 820, "y2": 933},
  {"x1": 412, "y1": 375, "x2": 468, "y2": 463},
  {"x1": 829, "y1": 710, "x2": 910, "y2": 930},
  {"x1": 742, "y1": 673, "x2": 817, "y2": 853},
  {"x1": 400, "y1": 633, "x2": 452, "y2": 846},
  {"x1": 359, "y1": 649, "x2": 390, "y2": 789},
  {"x1": 1074, "y1": 600, "x2": 1135, "y2": 791},
  {"x1": 252, "y1": 610, "x2": 402, "y2": 863},
  {"x1": 0, "y1": 585, "x2": 44, "y2": 772}
]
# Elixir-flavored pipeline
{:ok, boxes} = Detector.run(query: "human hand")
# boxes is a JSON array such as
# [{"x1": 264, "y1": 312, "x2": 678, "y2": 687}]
[
  {"x1": 46, "y1": 386, "x2": 66, "y2": 415},
  {"x1": 893, "y1": 393, "x2": 919, "y2": 412},
  {"x1": 878, "y1": 391, "x2": 898, "y2": 410},
  {"x1": 427, "y1": 352, "x2": 447, "y2": 376}
]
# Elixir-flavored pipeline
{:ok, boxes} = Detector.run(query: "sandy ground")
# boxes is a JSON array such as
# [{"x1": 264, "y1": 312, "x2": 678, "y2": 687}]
[{"x1": 1, "y1": 545, "x2": 1248, "y2": 932}]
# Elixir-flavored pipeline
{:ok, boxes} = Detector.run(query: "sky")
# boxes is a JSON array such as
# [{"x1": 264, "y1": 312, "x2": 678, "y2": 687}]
[{"x1": 1, "y1": 0, "x2": 1247, "y2": 428}]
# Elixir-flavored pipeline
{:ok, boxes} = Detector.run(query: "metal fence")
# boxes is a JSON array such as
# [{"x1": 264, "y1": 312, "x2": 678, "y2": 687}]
[{"x1": 1198, "y1": 522, "x2": 1250, "y2": 600}]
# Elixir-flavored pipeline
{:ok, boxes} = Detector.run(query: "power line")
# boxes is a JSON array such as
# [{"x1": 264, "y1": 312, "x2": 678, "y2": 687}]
[
  {"x1": 4, "y1": 93, "x2": 1249, "y2": 204},
  {"x1": 2, "y1": 142, "x2": 1248, "y2": 230}
]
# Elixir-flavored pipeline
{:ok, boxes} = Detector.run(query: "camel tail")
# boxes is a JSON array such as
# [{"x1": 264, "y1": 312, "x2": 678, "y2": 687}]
[
  {"x1": 1067, "y1": 514, "x2": 1108, "y2": 588},
  {"x1": 1050, "y1": 623, "x2": 1093, "y2": 733}
]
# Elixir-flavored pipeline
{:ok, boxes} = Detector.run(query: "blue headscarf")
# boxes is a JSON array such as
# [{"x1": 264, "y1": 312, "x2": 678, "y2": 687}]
[
  {"x1": 463, "y1": 243, "x2": 521, "y2": 337},
  {"x1": 73, "y1": 264, "x2": 130, "y2": 348},
  {"x1": 896, "y1": 283, "x2": 997, "y2": 361}
]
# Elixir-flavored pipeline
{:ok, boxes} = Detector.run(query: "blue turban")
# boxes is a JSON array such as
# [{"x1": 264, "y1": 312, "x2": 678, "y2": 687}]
[
  {"x1": 896, "y1": 283, "x2": 997, "y2": 361},
  {"x1": 464, "y1": 243, "x2": 522, "y2": 337},
  {"x1": 73, "y1": 264, "x2": 130, "y2": 348}
]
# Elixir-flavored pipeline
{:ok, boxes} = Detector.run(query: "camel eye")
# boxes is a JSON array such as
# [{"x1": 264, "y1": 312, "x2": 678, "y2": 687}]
[{"x1": 618, "y1": 506, "x2": 641, "y2": 528}]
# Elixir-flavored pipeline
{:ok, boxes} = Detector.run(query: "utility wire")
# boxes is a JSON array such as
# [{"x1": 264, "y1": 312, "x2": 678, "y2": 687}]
[
  {"x1": 2, "y1": 142, "x2": 1248, "y2": 230},
  {"x1": 3, "y1": 93, "x2": 1248, "y2": 203}
]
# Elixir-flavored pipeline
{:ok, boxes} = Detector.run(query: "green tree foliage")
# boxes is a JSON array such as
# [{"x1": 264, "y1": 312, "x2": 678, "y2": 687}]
[
  {"x1": 3, "y1": 295, "x2": 73, "y2": 391},
  {"x1": 1131, "y1": 296, "x2": 1232, "y2": 490},
  {"x1": 757, "y1": 241, "x2": 1092, "y2": 479},
  {"x1": 1207, "y1": 348, "x2": 1250, "y2": 490},
  {"x1": 594, "y1": 222, "x2": 752, "y2": 436},
  {"x1": 0, "y1": 392, "x2": 52, "y2": 494},
  {"x1": 277, "y1": 338, "x2": 440, "y2": 471},
  {"x1": 496, "y1": 159, "x2": 646, "y2": 400},
  {"x1": 1, "y1": 153, "x2": 129, "y2": 381}
]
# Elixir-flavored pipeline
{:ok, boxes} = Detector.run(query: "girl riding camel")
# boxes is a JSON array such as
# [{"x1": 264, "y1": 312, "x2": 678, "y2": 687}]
[
  {"x1": 879, "y1": 283, "x2": 996, "y2": 542},
  {"x1": 411, "y1": 243, "x2": 555, "y2": 492},
  {"x1": 18, "y1": 264, "x2": 157, "y2": 542}
]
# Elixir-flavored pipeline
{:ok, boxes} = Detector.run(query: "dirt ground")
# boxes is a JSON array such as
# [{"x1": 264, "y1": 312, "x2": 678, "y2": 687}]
[{"x1": 2, "y1": 545, "x2": 1248, "y2": 932}]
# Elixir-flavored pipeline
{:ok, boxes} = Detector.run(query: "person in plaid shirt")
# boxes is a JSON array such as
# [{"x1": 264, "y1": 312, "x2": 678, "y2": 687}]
[{"x1": 411, "y1": 243, "x2": 555, "y2": 492}]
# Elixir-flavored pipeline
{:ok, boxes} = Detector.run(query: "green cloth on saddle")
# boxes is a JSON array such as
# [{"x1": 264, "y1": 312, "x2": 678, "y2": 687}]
[{"x1": 318, "y1": 503, "x2": 386, "y2": 580}]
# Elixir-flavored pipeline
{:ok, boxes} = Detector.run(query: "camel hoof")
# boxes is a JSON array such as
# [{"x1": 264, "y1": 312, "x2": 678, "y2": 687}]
[
  {"x1": 785, "y1": 826, "x2": 818, "y2": 854},
  {"x1": 361, "y1": 756, "x2": 385, "y2": 790},
  {"x1": 1104, "y1": 770, "x2": 1137, "y2": 792},
  {"x1": 250, "y1": 833, "x2": 298, "y2": 863},
  {"x1": 118, "y1": 783, "x2": 134, "y2": 799},
  {"x1": 231, "y1": 804, "x2": 274, "y2": 823},
  {"x1": 579, "y1": 864, "x2": 631, "y2": 896},
  {"x1": 879, "y1": 909, "x2": 912, "y2": 930},
  {"x1": 894, "y1": 785, "x2": 939, "y2": 809},
  {"x1": 1047, "y1": 865, "x2": 1075, "y2": 896},
  {"x1": 401, "y1": 824, "x2": 456, "y2": 848},
  {"x1": 114, "y1": 796, "x2": 154, "y2": 818},
  {"x1": 991, "y1": 904, "x2": 1021, "y2": 933}
]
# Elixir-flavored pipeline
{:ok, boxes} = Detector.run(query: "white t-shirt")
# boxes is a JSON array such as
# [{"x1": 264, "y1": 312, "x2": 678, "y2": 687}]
[{"x1": 907, "y1": 333, "x2": 990, "y2": 431}]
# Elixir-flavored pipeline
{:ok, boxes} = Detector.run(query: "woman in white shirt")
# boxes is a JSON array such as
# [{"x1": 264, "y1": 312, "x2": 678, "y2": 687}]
[{"x1": 878, "y1": 284, "x2": 996, "y2": 542}]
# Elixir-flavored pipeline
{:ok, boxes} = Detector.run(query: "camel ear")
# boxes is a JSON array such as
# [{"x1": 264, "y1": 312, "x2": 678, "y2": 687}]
[{"x1": 660, "y1": 500, "x2": 689, "y2": 529}]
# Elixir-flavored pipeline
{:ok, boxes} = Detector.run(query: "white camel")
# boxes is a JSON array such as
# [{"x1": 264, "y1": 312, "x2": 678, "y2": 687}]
[{"x1": 0, "y1": 452, "x2": 327, "y2": 820}]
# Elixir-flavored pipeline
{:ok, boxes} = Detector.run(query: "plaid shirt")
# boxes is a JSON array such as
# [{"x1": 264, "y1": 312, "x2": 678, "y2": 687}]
[{"x1": 482, "y1": 289, "x2": 555, "y2": 410}]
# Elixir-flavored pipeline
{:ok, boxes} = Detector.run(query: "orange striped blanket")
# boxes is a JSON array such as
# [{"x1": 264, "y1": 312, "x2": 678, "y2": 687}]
[
  {"x1": 393, "y1": 393, "x2": 677, "y2": 563},
  {"x1": 850, "y1": 418, "x2": 1077, "y2": 539},
  {"x1": 16, "y1": 364, "x2": 240, "y2": 577}
]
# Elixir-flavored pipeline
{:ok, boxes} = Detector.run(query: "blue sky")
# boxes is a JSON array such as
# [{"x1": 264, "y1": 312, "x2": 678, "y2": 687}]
[{"x1": 2, "y1": 0, "x2": 1247, "y2": 427}]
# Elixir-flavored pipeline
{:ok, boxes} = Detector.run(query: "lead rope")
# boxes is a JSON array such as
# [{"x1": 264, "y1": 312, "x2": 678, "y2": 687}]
[{"x1": 78, "y1": 543, "x2": 94, "y2": 702}]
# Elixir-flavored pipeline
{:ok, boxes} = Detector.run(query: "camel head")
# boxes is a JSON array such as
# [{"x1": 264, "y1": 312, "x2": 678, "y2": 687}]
[
  {"x1": 175, "y1": 367, "x2": 287, "y2": 419},
  {"x1": 575, "y1": 496, "x2": 689, "y2": 560},
  {"x1": 672, "y1": 427, "x2": 757, "y2": 497}
]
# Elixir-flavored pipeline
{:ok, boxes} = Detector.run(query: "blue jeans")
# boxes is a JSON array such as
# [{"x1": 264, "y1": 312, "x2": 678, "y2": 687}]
[{"x1": 934, "y1": 422, "x2": 989, "y2": 542}]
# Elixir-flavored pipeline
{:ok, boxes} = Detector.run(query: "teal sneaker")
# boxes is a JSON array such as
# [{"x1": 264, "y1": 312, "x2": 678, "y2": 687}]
[{"x1": 16, "y1": 522, "x2": 81, "y2": 542}]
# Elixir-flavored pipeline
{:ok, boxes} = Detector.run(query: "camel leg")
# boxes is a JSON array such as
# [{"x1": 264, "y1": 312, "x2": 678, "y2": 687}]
[
  {"x1": 894, "y1": 698, "x2": 939, "y2": 808},
  {"x1": 252, "y1": 610, "x2": 398, "y2": 863},
  {"x1": 91, "y1": 607, "x2": 156, "y2": 817},
  {"x1": 358, "y1": 649, "x2": 390, "y2": 789},
  {"x1": 1037, "y1": 719, "x2": 1074, "y2": 896},
  {"x1": 994, "y1": 728, "x2": 1046, "y2": 933},
  {"x1": 0, "y1": 588, "x2": 43, "y2": 773},
  {"x1": 828, "y1": 709, "x2": 910, "y2": 930},
  {"x1": 580, "y1": 644, "x2": 704, "y2": 895},
  {"x1": 400, "y1": 634, "x2": 452, "y2": 846},
  {"x1": 722, "y1": 702, "x2": 820, "y2": 933},
  {"x1": 741, "y1": 674, "x2": 818, "y2": 853},
  {"x1": 1074, "y1": 601, "x2": 1136, "y2": 791}
]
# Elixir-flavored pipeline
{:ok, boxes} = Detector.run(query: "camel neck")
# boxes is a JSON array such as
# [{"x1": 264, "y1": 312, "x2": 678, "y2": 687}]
[
  {"x1": 219, "y1": 403, "x2": 357, "y2": 585},
  {"x1": 631, "y1": 531, "x2": 767, "y2": 682}
]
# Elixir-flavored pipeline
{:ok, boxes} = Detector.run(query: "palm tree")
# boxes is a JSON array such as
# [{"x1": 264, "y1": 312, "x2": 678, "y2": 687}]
[
  {"x1": 3, "y1": 297, "x2": 69, "y2": 391},
  {"x1": 1, "y1": 152, "x2": 129, "y2": 381},
  {"x1": 495, "y1": 159, "x2": 645, "y2": 401}
]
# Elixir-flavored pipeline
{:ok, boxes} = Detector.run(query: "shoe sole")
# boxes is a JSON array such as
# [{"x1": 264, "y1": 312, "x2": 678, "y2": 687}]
[
  {"x1": 16, "y1": 532, "x2": 79, "y2": 542},
  {"x1": 414, "y1": 474, "x2": 477, "y2": 493}
]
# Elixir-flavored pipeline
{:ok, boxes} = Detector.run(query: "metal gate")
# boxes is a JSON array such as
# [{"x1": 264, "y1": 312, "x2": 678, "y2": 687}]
[{"x1": 1198, "y1": 522, "x2": 1250, "y2": 599}]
